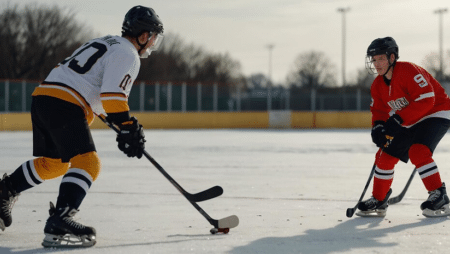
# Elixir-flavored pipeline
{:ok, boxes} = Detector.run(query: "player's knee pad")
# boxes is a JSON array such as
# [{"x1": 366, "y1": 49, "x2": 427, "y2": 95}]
[
  {"x1": 69, "y1": 151, "x2": 101, "y2": 181},
  {"x1": 377, "y1": 152, "x2": 399, "y2": 170},
  {"x1": 34, "y1": 157, "x2": 70, "y2": 180},
  {"x1": 409, "y1": 144, "x2": 433, "y2": 167}
]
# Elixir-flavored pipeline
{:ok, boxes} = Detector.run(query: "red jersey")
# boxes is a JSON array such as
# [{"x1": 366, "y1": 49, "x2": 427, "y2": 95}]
[{"x1": 370, "y1": 61, "x2": 450, "y2": 127}]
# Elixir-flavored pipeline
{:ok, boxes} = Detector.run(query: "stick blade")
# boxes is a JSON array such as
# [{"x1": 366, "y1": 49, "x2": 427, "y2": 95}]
[
  {"x1": 189, "y1": 186, "x2": 223, "y2": 202},
  {"x1": 388, "y1": 196, "x2": 401, "y2": 205},
  {"x1": 218, "y1": 215, "x2": 239, "y2": 229},
  {"x1": 346, "y1": 208, "x2": 355, "y2": 218}
]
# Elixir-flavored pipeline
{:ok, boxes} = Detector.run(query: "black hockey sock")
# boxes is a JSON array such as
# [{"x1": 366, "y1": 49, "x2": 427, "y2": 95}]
[
  {"x1": 56, "y1": 182, "x2": 87, "y2": 210},
  {"x1": 55, "y1": 168, "x2": 93, "y2": 210},
  {"x1": 9, "y1": 160, "x2": 43, "y2": 193}
]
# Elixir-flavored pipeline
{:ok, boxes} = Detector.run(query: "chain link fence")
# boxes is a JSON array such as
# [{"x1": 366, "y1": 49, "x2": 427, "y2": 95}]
[{"x1": 0, "y1": 80, "x2": 373, "y2": 112}]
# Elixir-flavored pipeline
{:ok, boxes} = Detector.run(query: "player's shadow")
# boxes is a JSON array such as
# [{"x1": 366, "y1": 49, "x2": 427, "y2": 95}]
[
  {"x1": 0, "y1": 236, "x2": 222, "y2": 253},
  {"x1": 230, "y1": 217, "x2": 447, "y2": 254},
  {"x1": 0, "y1": 247, "x2": 61, "y2": 254}
]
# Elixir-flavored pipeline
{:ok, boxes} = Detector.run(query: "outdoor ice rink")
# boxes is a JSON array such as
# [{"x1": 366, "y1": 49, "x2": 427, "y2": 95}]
[{"x1": 1, "y1": 128, "x2": 450, "y2": 254}]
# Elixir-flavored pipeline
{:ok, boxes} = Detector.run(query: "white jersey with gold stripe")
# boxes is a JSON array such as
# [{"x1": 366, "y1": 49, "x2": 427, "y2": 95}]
[{"x1": 43, "y1": 35, "x2": 140, "y2": 116}]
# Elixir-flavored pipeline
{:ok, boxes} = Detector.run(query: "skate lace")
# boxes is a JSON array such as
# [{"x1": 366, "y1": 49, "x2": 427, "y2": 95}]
[
  {"x1": 63, "y1": 216, "x2": 86, "y2": 230},
  {"x1": 366, "y1": 197, "x2": 378, "y2": 206},
  {"x1": 427, "y1": 189, "x2": 441, "y2": 202},
  {"x1": 1, "y1": 194, "x2": 18, "y2": 217}
]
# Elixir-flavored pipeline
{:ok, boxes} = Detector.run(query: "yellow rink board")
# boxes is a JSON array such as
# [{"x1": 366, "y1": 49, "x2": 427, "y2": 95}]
[{"x1": 0, "y1": 111, "x2": 372, "y2": 131}]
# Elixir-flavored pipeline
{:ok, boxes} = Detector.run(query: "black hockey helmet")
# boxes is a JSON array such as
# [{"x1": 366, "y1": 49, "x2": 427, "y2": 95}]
[
  {"x1": 365, "y1": 37, "x2": 399, "y2": 75},
  {"x1": 366, "y1": 37, "x2": 399, "y2": 60},
  {"x1": 122, "y1": 6, "x2": 164, "y2": 37}
]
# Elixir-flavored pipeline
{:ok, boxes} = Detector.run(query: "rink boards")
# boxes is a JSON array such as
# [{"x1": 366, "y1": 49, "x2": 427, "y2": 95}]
[{"x1": 0, "y1": 111, "x2": 372, "y2": 131}]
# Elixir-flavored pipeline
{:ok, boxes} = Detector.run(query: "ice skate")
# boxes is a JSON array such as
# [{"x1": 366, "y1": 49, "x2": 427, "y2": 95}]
[
  {"x1": 0, "y1": 173, "x2": 19, "y2": 231},
  {"x1": 356, "y1": 189, "x2": 392, "y2": 217},
  {"x1": 421, "y1": 183, "x2": 450, "y2": 218},
  {"x1": 42, "y1": 202, "x2": 96, "y2": 248}
]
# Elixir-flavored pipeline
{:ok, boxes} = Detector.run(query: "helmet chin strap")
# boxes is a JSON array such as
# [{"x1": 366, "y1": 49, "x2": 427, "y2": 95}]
[
  {"x1": 381, "y1": 56, "x2": 396, "y2": 86},
  {"x1": 382, "y1": 56, "x2": 396, "y2": 78},
  {"x1": 136, "y1": 36, "x2": 149, "y2": 57}
]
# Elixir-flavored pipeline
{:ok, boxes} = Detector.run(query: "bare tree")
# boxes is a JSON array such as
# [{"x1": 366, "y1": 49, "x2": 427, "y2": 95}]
[
  {"x1": 0, "y1": 3, "x2": 93, "y2": 80},
  {"x1": 286, "y1": 51, "x2": 337, "y2": 88},
  {"x1": 422, "y1": 52, "x2": 442, "y2": 79},
  {"x1": 138, "y1": 33, "x2": 242, "y2": 85},
  {"x1": 247, "y1": 73, "x2": 268, "y2": 89},
  {"x1": 193, "y1": 52, "x2": 241, "y2": 83},
  {"x1": 354, "y1": 68, "x2": 375, "y2": 88},
  {"x1": 0, "y1": 3, "x2": 242, "y2": 85},
  {"x1": 420, "y1": 50, "x2": 450, "y2": 82}
]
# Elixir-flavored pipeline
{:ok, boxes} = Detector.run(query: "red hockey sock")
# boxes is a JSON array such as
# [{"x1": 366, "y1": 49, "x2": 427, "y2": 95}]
[
  {"x1": 373, "y1": 151, "x2": 399, "y2": 201},
  {"x1": 409, "y1": 144, "x2": 442, "y2": 191}
]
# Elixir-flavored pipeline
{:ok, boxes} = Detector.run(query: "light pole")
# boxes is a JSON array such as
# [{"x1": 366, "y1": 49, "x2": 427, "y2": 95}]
[
  {"x1": 435, "y1": 8, "x2": 447, "y2": 81},
  {"x1": 267, "y1": 44, "x2": 274, "y2": 111},
  {"x1": 337, "y1": 7, "x2": 350, "y2": 87}
]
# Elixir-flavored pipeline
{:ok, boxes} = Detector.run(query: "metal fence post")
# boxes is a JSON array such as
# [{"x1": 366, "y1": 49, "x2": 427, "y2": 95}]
[
  {"x1": 197, "y1": 82, "x2": 202, "y2": 111},
  {"x1": 181, "y1": 82, "x2": 187, "y2": 112},
  {"x1": 139, "y1": 82, "x2": 145, "y2": 112},
  {"x1": 285, "y1": 88, "x2": 290, "y2": 110},
  {"x1": 22, "y1": 80, "x2": 26, "y2": 112},
  {"x1": 236, "y1": 84, "x2": 241, "y2": 111},
  {"x1": 167, "y1": 82, "x2": 172, "y2": 112},
  {"x1": 356, "y1": 87, "x2": 361, "y2": 111},
  {"x1": 311, "y1": 88, "x2": 316, "y2": 111},
  {"x1": 155, "y1": 82, "x2": 160, "y2": 112},
  {"x1": 5, "y1": 80, "x2": 9, "y2": 112},
  {"x1": 213, "y1": 83, "x2": 218, "y2": 112}
]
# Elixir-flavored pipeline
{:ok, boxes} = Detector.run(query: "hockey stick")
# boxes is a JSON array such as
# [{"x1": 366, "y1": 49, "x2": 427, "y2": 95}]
[
  {"x1": 98, "y1": 115, "x2": 222, "y2": 202},
  {"x1": 98, "y1": 115, "x2": 239, "y2": 231},
  {"x1": 388, "y1": 167, "x2": 416, "y2": 205},
  {"x1": 346, "y1": 163, "x2": 376, "y2": 218}
]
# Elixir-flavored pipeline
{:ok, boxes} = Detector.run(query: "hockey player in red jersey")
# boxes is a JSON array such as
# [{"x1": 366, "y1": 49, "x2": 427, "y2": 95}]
[
  {"x1": 357, "y1": 37, "x2": 450, "y2": 217},
  {"x1": 0, "y1": 6, "x2": 163, "y2": 247}
]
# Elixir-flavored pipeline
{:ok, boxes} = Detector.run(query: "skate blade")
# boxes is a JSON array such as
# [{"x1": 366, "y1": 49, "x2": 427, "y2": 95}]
[
  {"x1": 42, "y1": 233, "x2": 96, "y2": 248},
  {"x1": 423, "y1": 204, "x2": 450, "y2": 218},
  {"x1": 355, "y1": 209, "x2": 387, "y2": 217}
]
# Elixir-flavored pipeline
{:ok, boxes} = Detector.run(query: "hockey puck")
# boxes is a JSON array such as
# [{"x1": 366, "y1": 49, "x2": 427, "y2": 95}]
[{"x1": 210, "y1": 228, "x2": 230, "y2": 234}]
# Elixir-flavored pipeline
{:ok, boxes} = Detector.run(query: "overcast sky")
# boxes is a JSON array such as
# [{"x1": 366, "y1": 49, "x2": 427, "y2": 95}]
[{"x1": 2, "y1": 0, "x2": 450, "y2": 84}]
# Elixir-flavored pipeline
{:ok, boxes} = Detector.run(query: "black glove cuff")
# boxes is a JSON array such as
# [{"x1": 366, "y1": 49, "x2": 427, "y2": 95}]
[
  {"x1": 390, "y1": 114, "x2": 403, "y2": 125},
  {"x1": 107, "y1": 111, "x2": 131, "y2": 126},
  {"x1": 384, "y1": 114, "x2": 403, "y2": 137},
  {"x1": 118, "y1": 117, "x2": 139, "y2": 130},
  {"x1": 372, "y1": 120, "x2": 385, "y2": 130}
]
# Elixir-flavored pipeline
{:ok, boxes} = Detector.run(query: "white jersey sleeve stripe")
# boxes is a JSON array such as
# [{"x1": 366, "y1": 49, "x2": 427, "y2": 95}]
[
  {"x1": 415, "y1": 92, "x2": 435, "y2": 102},
  {"x1": 101, "y1": 97, "x2": 128, "y2": 101}
]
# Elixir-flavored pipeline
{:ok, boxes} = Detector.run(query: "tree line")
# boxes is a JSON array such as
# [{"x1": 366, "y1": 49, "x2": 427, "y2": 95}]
[
  {"x1": 1, "y1": 3, "x2": 448, "y2": 91},
  {"x1": 0, "y1": 4, "x2": 244, "y2": 88}
]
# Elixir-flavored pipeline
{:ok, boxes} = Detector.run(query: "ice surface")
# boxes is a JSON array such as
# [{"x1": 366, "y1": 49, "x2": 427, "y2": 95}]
[{"x1": 0, "y1": 129, "x2": 449, "y2": 253}]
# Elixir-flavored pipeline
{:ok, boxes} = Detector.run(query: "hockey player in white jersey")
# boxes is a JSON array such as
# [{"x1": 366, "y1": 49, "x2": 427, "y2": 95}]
[{"x1": 0, "y1": 5, "x2": 163, "y2": 248}]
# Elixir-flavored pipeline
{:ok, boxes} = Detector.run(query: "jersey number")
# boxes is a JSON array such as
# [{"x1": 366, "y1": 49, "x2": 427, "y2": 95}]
[
  {"x1": 414, "y1": 74, "x2": 428, "y2": 88},
  {"x1": 119, "y1": 74, "x2": 132, "y2": 91},
  {"x1": 60, "y1": 42, "x2": 107, "y2": 74}
]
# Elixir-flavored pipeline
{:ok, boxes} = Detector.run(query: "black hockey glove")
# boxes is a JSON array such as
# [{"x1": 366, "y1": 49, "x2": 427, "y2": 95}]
[
  {"x1": 116, "y1": 117, "x2": 146, "y2": 159},
  {"x1": 384, "y1": 114, "x2": 403, "y2": 138},
  {"x1": 371, "y1": 121, "x2": 387, "y2": 148}
]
